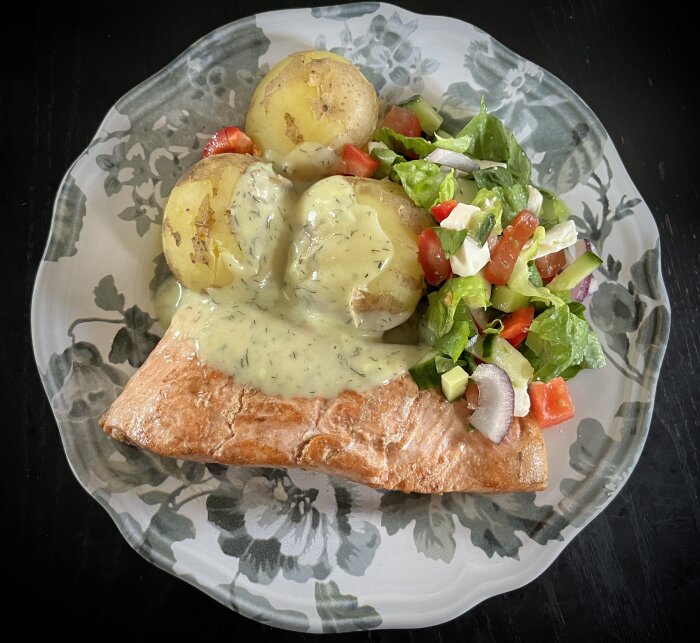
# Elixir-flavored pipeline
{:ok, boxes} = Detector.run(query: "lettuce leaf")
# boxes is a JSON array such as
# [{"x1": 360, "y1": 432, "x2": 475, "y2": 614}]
[
  {"x1": 374, "y1": 128, "x2": 436, "y2": 158},
  {"x1": 393, "y1": 160, "x2": 455, "y2": 209},
  {"x1": 524, "y1": 303, "x2": 606, "y2": 381},
  {"x1": 431, "y1": 227, "x2": 469, "y2": 258},
  {"x1": 375, "y1": 126, "x2": 476, "y2": 157},
  {"x1": 437, "y1": 168, "x2": 456, "y2": 203},
  {"x1": 435, "y1": 300, "x2": 477, "y2": 361},
  {"x1": 471, "y1": 184, "x2": 528, "y2": 227},
  {"x1": 473, "y1": 166, "x2": 518, "y2": 189},
  {"x1": 455, "y1": 98, "x2": 531, "y2": 185},
  {"x1": 507, "y1": 226, "x2": 566, "y2": 308},
  {"x1": 425, "y1": 276, "x2": 489, "y2": 353},
  {"x1": 370, "y1": 146, "x2": 404, "y2": 179}
]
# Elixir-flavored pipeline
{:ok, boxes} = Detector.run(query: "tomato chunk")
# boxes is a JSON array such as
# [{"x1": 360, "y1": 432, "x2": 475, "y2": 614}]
[
  {"x1": 535, "y1": 249, "x2": 567, "y2": 282},
  {"x1": 382, "y1": 105, "x2": 422, "y2": 137},
  {"x1": 201, "y1": 126, "x2": 256, "y2": 158},
  {"x1": 431, "y1": 199, "x2": 458, "y2": 223},
  {"x1": 529, "y1": 377, "x2": 575, "y2": 428},
  {"x1": 342, "y1": 144, "x2": 379, "y2": 177},
  {"x1": 484, "y1": 209, "x2": 539, "y2": 286},
  {"x1": 417, "y1": 229, "x2": 452, "y2": 286},
  {"x1": 500, "y1": 306, "x2": 535, "y2": 347}
]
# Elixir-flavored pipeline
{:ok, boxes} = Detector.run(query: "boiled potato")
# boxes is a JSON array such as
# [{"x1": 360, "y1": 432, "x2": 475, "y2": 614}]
[
  {"x1": 162, "y1": 153, "x2": 294, "y2": 292},
  {"x1": 285, "y1": 176, "x2": 432, "y2": 333},
  {"x1": 245, "y1": 50, "x2": 379, "y2": 159}
]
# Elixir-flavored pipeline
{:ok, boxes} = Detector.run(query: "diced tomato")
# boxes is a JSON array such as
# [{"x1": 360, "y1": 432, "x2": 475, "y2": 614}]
[
  {"x1": 529, "y1": 378, "x2": 575, "y2": 428},
  {"x1": 483, "y1": 209, "x2": 540, "y2": 286},
  {"x1": 417, "y1": 229, "x2": 452, "y2": 286},
  {"x1": 507, "y1": 331, "x2": 528, "y2": 348},
  {"x1": 464, "y1": 381, "x2": 480, "y2": 410},
  {"x1": 382, "y1": 105, "x2": 422, "y2": 137},
  {"x1": 201, "y1": 126, "x2": 256, "y2": 158},
  {"x1": 500, "y1": 306, "x2": 535, "y2": 347},
  {"x1": 342, "y1": 144, "x2": 379, "y2": 177},
  {"x1": 431, "y1": 199, "x2": 458, "y2": 223},
  {"x1": 535, "y1": 249, "x2": 567, "y2": 282}
]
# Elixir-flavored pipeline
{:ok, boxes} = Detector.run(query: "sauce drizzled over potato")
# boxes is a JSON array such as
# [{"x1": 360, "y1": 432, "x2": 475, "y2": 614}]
[
  {"x1": 158, "y1": 157, "x2": 432, "y2": 398},
  {"x1": 158, "y1": 50, "x2": 432, "y2": 398}
]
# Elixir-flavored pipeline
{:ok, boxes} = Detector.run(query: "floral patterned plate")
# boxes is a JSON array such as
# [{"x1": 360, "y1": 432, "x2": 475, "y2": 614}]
[{"x1": 31, "y1": 2, "x2": 670, "y2": 633}]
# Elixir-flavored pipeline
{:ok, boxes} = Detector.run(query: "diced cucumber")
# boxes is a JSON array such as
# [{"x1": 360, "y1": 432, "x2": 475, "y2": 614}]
[
  {"x1": 481, "y1": 332, "x2": 498, "y2": 359},
  {"x1": 474, "y1": 335, "x2": 533, "y2": 389},
  {"x1": 547, "y1": 251, "x2": 603, "y2": 291},
  {"x1": 441, "y1": 366, "x2": 469, "y2": 402},
  {"x1": 467, "y1": 210, "x2": 496, "y2": 246},
  {"x1": 399, "y1": 95, "x2": 444, "y2": 135},
  {"x1": 490, "y1": 285, "x2": 530, "y2": 312},
  {"x1": 408, "y1": 354, "x2": 441, "y2": 390}
]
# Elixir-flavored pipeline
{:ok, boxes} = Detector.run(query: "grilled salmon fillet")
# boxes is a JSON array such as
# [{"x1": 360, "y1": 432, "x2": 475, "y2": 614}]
[{"x1": 99, "y1": 327, "x2": 547, "y2": 493}]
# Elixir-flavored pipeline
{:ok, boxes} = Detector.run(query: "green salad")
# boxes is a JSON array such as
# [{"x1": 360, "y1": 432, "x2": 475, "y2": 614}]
[{"x1": 343, "y1": 96, "x2": 605, "y2": 442}]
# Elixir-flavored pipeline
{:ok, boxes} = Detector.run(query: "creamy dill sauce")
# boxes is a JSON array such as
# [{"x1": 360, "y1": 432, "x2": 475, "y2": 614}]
[
  {"x1": 219, "y1": 161, "x2": 295, "y2": 287},
  {"x1": 163, "y1": 163, "x2": 429, "y2": 398},
  {"x1": 264, "y1": 142, "x2": 342, "y2": 181},
  {"x1": 285, "y1": 175, "x2": 393, "y2": 327}
]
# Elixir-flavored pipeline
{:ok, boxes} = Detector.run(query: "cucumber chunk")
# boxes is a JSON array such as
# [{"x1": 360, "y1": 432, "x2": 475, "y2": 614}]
[
  {"x1": 491, "y1": 285, "x2": 530, "y2": 312},
  {"x1": 467, "y1": 210, "x2": 496, "y2": 245},
  {"x1": 441, "y1": 366, "x2": 469, "y2": 402},
  {"x1": 547, "y1": 251, "x2": 602, "y2": 291},
  {"x1": 399, "y1": 95, "x2": 444, "y2": 135},
  {"x1": 408, "y1": 354, "x2": 441, "y2": 390}
]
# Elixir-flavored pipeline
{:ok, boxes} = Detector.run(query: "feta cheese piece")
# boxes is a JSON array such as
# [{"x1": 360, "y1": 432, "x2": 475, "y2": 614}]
[
  {"x1": 440, "y1": 203, "x2": 481, "y2": 230},
  {"x1": 535, "y1": 220, "x2": 578, "y2": 258},
  {"x1": 527, "y1": 186, "x2": 543, "y2": 216},
  {"x1": 440, "y1": 203, "x2": 491, "y2": 277},
  {"x1": 513, "y1": 385, "x2": 531, "y2": 417},
  {"x1": 450, "y1": 237, "x2": 490, "y2": 276}
]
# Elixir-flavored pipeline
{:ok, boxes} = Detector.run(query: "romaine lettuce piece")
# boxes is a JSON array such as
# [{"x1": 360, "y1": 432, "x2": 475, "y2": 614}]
[
  {"x1": 454, "y1": 98, "x2": 531, "y2": 185},
  {"x1": 524, "y1": 303, "x2": 606, "y2": 381},
  {"x1": 393, "y1": 160, "x2": 455, "y2": 209}
]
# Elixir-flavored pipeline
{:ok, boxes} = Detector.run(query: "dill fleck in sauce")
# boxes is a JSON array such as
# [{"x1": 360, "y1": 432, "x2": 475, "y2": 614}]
[
  {"x1": 164, "y1": 164, "x2": 429, "y2": 398},
  {"x1": 285, "y1": 175, "x2": 394, "y2": 328}
]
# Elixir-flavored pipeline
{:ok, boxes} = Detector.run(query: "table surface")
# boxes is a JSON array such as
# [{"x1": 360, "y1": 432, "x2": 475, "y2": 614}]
[{"x1": 6, "y1": 0, "x2": 698, "y2": 639}]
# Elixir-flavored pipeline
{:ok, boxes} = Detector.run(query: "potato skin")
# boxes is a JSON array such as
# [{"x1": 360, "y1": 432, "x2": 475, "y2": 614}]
[
  {"x1": 162, "y1": 153, "x2": 255, "y2": 292},
  {"x1": 245, "y1": 50, "x2": 379, "y2": 158},
  {"x1": 350, "y1": 178, "x2": 433, "y2": 331},
  {"x1": 286, "y1": 176, "x2": 432, "y2": 333}
]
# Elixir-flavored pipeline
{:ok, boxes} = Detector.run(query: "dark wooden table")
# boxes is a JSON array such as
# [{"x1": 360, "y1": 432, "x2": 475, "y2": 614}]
[{"x1": 6, "y1": 1, "x2": 698, "y2": 639}]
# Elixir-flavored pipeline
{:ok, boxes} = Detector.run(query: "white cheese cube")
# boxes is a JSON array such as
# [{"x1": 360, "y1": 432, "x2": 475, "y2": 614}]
[
  {"x1": 527, "y1": 186, "x2": 543, "y2": 216},
  {"x1": 535, "y1": 220, "x2": 578, "y2": 258},
  {"x1": 440, "y1": 203, "x2": 481, "y2": 230},
  {"x1": 513, "y1": 385, "x2": 531, "y2": 417},
  {"x1": 440, "y1": 203, "x2": 491, "y2": 277},
  {"x1": 450, "y1": 237, "x2": 490, "y2": 277}
]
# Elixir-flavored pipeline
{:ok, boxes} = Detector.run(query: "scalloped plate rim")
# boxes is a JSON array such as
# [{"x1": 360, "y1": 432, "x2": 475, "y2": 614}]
[{"x1": 31, "y1": 1, "x2": 671, "y2": 632}]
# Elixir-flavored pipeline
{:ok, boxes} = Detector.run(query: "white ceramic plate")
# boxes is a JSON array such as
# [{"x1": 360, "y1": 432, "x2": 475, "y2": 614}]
[{"x1": 32, "y1": 2, "x2": 670, "y2": 633}]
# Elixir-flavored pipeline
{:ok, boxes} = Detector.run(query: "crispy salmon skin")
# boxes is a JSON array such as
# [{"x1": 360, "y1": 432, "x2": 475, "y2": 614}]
[{"x1": 99, "y1": 327, "x2": 547, "y2": 494}]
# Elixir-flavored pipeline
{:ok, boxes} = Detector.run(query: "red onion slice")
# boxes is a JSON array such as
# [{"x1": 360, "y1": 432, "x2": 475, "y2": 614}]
[
  {"x1": 425, "y1": 148, "x2": 480, "y2": 173},
  {"x1": 570, "y1": 274, "x2": 592, "y2": 302},
  {"x1": 469, "y1": 363, "x2": 515, "y2": 443},
  {"x1": 568, "y1": 238, "x2": 595, "y2": 261},
  {"x1": 567, "y1": 238, "x2": 599, "y2": 302}
]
